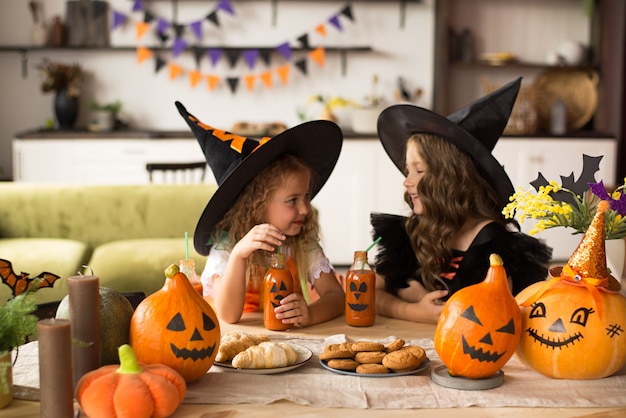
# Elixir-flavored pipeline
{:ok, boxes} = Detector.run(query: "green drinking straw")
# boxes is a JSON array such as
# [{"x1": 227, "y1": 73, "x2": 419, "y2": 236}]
[
  {"x1": 185, "y1": 232, "x2": 189, "y2": 260},
  {"x1": 365, "y1": 236, "x2": 382, "y2": 253}
]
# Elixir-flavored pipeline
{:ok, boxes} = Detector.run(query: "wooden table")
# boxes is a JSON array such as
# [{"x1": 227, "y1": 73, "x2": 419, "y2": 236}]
[{"x1": 4, "y1": 313, "x2": 625, "y2": 417}]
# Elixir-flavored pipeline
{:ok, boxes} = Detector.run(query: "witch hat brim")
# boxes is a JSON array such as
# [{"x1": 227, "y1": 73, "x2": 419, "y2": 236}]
[
  {"x1": 377, "y1": 77, "x2": 521, "y2": 208},
  {"x1": 176, "y1": 101, "x2": 343, "y2": 256}
]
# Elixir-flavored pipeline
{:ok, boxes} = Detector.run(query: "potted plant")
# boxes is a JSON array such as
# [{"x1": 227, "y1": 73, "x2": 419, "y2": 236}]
[
  {"x1": 89, "y1": 100, "x2": 122, "y2": 132},
  {"x1": 36, "y1": 59, "x2": 82, "y2": 130},
  {"x1": 0, "y1": 290, "x2": 39, "y2": 409}
]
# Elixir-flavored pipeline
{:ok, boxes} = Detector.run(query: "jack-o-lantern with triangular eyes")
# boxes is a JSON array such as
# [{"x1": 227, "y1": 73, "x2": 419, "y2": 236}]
[
  {"x1": 434, "y1": 254, "x2": 521, "y2": 379},
  {"x1": 130, "y1": 264, "x2": 220, "y2": 382},
  {"x1": 515, "y1": 201, "x2": 626, "y2": 379}
]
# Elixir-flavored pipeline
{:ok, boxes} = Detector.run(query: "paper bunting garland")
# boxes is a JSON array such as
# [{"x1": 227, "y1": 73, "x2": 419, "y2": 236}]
[{"x1": 113, "y1": 2, "x2": 355, "y2": 94}]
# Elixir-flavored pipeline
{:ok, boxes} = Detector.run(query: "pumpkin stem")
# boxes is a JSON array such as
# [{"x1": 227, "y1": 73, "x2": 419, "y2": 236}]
[
  {"x1": 117, "y1": 344, "x2": 143, "y2": 374},
  {"x1": 489, "y1": 253, "x2": 503, "y2": 267},
  {"x1": 165, "y1": 264, "x2": 180, "y2": 279}
]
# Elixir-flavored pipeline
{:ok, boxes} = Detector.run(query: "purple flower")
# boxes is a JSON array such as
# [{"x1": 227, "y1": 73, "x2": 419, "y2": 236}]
[{"x1": 590, "y1": 181, "x2": 626, "y2": 216}]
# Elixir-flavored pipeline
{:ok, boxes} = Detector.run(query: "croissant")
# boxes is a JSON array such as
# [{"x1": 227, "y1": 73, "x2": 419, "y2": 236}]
[
  {"x1": 216, "y1": 331, "x2": 270, "y2": 362},
  {"x1": 231, "y1": 341, "x2": 298, "y2": 369}
]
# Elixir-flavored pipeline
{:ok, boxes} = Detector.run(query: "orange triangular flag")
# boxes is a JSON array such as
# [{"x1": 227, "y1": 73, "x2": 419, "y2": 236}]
[
  {"x1": 315, "y1": 24, "x2": 327, "y2": 37},
  {"x1": 136, "y1": 46, "x2": 154, "y2": 64},
  {"x1": 276, "y1": 65, "x2": 290, "y2": 85},
  {"x1": 260, "y1": 71, "x2": 273, "y2": 89},
  {"x1": 207, "y1": 74, "x2": 220, "y2": 91},
  {"x1": 168, "y1": 62, "x2": 184, "y2": 81},
  {"x1": 189, "y1": 69, "x2": 203, "y2": 88},
  {"x1": 135, "y1": 21, "x2": 151, "y2": 40},
  {"x1": 308, "y1": 47, "x2": 325, "y2": 67},
  {"x1": 244, "y1": 74, "x2": 256, "y2": 92}
]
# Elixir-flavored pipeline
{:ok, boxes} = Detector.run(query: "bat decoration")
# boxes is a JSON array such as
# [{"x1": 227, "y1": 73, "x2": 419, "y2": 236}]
[
  {"x1": 530, "y1": 154, "x2": 603, "y2": 207},
  {"x1": 0, "y1": 258, "x2": 60, "y2": 297}
]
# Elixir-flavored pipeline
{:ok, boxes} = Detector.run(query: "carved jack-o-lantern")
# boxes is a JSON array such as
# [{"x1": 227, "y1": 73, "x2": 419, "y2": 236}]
[
  {"x1": 434, "y1": 254, "x2": 521, "y2": 379},
  {"x1": 516, "y1": 276, "x2": 626, "y2": 379},
  {"x1": 130, "y1": 264, "x2": 220, "y2": 382}
]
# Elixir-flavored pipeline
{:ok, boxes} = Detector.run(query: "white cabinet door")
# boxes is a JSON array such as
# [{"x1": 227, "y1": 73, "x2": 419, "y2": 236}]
[
  {"x1": 494, "y1": 137, "x2": 618, "y2": 261},
  {"x1": 314, "y1": 140, "x2": 407, "y2": 265}
]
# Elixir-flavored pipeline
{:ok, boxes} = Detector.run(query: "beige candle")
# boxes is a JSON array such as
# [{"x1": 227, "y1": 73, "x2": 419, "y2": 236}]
[
  {"x1": 37, "y1": 318, "x2": 74, "y2": 418},
  {"x1": 68, "y1": 275, "x2": 100, "y2": 389}
]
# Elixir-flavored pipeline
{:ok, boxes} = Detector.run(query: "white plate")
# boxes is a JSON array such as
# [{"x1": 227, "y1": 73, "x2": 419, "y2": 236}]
[
  {"x1": 214, "y1": 343, "x2": 313, "y2": 375},
  {"x1": 320, "y1": 357, "x2": 430, "y2": 378}
]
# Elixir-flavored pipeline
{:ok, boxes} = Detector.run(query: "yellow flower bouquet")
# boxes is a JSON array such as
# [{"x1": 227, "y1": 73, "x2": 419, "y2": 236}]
[{"x1": 503, "y1": 156, "x2": 626, "y2": 240}]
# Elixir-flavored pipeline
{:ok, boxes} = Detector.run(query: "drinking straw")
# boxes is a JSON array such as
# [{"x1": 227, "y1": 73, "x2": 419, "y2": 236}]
[
  {"x1": 365, "y1": 236, "x2": 382, "y2": 253},
  {"x1": 185, "y1": 232, "x2": 189, "y2": 260}
]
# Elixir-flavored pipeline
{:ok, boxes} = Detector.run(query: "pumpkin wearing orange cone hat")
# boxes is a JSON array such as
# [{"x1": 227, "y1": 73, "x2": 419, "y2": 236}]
[{"x1": 515, "y1": 201, "x2": 626, "y2": 379}]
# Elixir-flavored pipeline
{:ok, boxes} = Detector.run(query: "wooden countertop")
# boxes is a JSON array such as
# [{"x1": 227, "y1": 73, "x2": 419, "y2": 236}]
[{"x1": 5, "y1": 313, "x2": 625, "y2": 417}]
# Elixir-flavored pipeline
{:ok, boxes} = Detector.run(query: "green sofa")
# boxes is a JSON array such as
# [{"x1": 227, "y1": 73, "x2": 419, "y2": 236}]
[{"x1": 0, "y1": 183, "x2": 217, "y2": 305}]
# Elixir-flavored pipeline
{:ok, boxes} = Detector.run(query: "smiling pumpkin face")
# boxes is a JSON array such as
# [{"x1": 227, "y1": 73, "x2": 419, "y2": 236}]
[
  {"x1": 515, "y1": 279, "x2": 626, "y2": 379},
  {"x1": 130, "y1": 265, "x2": 221, "y2": 382}
]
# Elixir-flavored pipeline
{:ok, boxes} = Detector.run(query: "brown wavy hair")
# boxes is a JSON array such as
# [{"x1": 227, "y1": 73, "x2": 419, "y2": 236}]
[
  {"x1": 404, "y1": 133, "x2": 505, "y2": 291},
  {"x1": 211, "y1": 154, "x2": 321, "y2": 270}
]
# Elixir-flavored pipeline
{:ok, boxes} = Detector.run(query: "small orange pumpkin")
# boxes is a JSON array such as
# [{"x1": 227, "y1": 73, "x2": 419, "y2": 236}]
[
  {"x1": 130, "y1": 264, "x2": 220, "y2": 382},
  {"x1": 434, "y1": 254, "x2": 521, "y2": 378},
  {"x1": 76, "y1": 344, "x2": 186, "y2": 418}
]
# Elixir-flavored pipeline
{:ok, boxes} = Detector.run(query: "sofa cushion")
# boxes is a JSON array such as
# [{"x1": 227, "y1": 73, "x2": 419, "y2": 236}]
[
  {"x1": 0, "y1": 238, "x2": 90, "y2": 304},
  {"x1": 87, "y1": 238, "x2": 207, "y2": 296}
]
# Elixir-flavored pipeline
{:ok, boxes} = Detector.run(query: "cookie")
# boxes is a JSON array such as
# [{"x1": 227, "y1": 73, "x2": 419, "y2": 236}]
[
  {"x1": 351, "y1": 341, "x2": 385, "y2": 352},
  {"x1": 385, "y1": 338, "x2": 405, "y2": 353},
  {"x1": 354, "y1": 351, "x2": 386, "y2": 364},
  {"x1": 382, "y1": 349, "x2": 421, "y2": 372},
  {"x1": 399, "y1": 345, "x2": 427, "y2": 365},
  {"x1": 327, "y1": 359, "x2": 359, "y2": 371},
  {"x1": 356, "y1": 363, "x2": 390, "y2": 375},
  {"x1": 319, "y1": 350, "x2": 354, "y2": 360}
]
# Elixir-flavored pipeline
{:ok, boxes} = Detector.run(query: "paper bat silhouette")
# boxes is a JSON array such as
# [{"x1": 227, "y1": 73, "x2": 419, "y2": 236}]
[
  {"x1": 530, "y1": 154, "x2": 603, "y2": 207},
  {"x1": 0, "y1": 258, "x2": 60, "y2": 297}
]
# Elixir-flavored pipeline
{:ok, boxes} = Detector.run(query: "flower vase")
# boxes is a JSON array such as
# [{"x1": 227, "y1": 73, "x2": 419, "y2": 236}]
[
  {"x1": 0, "y1": 352, "x2": 12, "y2": 409},
  {"x1": 606, "y1": 238, "x2": 625, "y2": 291},
  {"x1": 54, "y1": 88, "x2": 79, "y2": 130}
]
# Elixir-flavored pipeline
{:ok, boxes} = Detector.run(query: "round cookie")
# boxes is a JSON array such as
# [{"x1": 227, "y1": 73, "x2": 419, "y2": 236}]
[
  {"x1": 320, "y1": 350, "x2": 355, "y2": 360},
  {"x1": 354, "y1": 351, "x2": 386, "y2": 364},
  {"x1": 351, "y1": 341, "x2": 385, "y2": 352},
  {"x1": 357, "y1": 363, "x2": 390, "y2": 375},
  {"x1": 385, "y1": 338, "x2": 406, "y2": 353},
  {"x1": 327, "y1": 359, "x2": 360, "y2": 371},
  {"x1": 382, "y1": 349, "x2": 421, "y2": 373},
  {"x1": 399, "y1": 345, "x2": 426, "y2": 365}
]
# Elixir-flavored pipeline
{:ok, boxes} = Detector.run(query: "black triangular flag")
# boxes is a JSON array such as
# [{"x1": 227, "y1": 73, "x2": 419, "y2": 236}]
[
  {"x1": 227, "y1": 77, "x2": 239, "y2": 94},
  {"x1": 295, "y1": 59, "x2": 308, "y2": 75},
  {"x1": 340, "y1": 5, "x2": 354, "y2": 21},
  {"x1": 206, "y1": 11, "x2": 220, "y2": 27},
  {"x1": 144, "y1": 11, "x2": 155, "y2": 23},
  {"x1": 259, "y1": 49, "x2": 272, "y2": 66},
  {"x1": 225, "y1": 49, "x2": 240, "y2": 68},
  {"x1": 157, "y1": 29, "x2": 169, "y2": 44},
  {"x1": 192, "y1": 46, "x2": 204, "y2": 68},
  {"x1": 297, "y1": 34, "x2": 310, "y2": 49},
  {"x1": 155, "y1": 56, "x2": 167, "y2": 73},
  {"x1": 173, "y1": 23, "x2": 185, "y2": 38}
]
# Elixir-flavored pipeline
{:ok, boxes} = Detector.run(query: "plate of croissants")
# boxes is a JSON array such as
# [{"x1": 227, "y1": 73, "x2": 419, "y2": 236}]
[{"x1": 213, "y1": 330, "x2": 313, "y2": 375}]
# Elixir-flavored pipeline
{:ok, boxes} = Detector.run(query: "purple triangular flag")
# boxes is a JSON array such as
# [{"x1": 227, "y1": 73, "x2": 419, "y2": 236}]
[
  {"x1": 295, "y1": 59, "x2": 308, "y2": 75},
  {"x1": 190, "y1": 20, "x2": 203, "y2": 41},
  {"x1": 206, "y1": 11, "x2": 220, "y2": 27},
  {"x1": 242, "y1": 49, "x2": 259, "y2": 69},
  {"x1": 132, "y1": 0, "x2": 144, "y2": 12},
  {"x1": 207, "y1": 48, "x2": 223, "y2": 66},
  {"x1": 276, "y1": 42, "x2": 292, "y2": 61},
  {"x1": 340, "y1": 5, "x2": 354, "y2": 22},
  {"x1": 172, "y1": 37, "x2": 188, "y2": 58},
  {"x1": 157, "y1": 18, "x2": 170, "y2": 34},
  {"x1": 218, "y1": 0, "x2": 235, "y2": 15},
  {"x1": 227, "y1": 77, "x2": 239, "y2": 94},
  {"x1": 111, "y1": 11, "x2": 127, "y2": 30},
  {"x1": 329, "y1": 15, "x2": 343, "y2": 31}
]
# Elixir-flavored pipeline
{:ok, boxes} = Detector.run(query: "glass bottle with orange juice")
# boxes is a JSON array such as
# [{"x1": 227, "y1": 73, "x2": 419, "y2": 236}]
[
  {"x1": 345, "y1": 250, "x2": 376, "y2": 326},
  {"x1": 263, "y1": 251, "x2": 294, "y2": 331}
]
